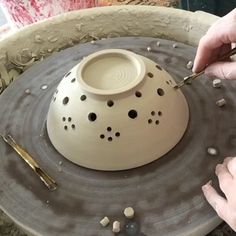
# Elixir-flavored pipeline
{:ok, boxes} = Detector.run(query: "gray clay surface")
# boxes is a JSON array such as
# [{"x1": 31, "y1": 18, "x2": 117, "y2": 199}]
[{"x1": 1, "y1": 37, "x2": 236, "y2": 236}]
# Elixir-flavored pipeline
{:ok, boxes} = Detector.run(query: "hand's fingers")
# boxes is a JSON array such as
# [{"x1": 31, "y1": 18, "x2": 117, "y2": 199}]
[
  {"x1": 205, "y1": 61, "x2": 236, "y2": 80},
  {"x1": 193, "y1": 35, "x2": 222, "y2": 73},
  {"x1": 227, "y1": 157, "x2": 236, "y2": 177},
  {"x1": 193, "y1": 10, "x2": 236, "y2": 73},
  {"x1": 202, "y1": 182, "x2": 229, "y2": 221},
  {"x1": 215, "y1": 163, "x2": 233, "y2": 195}
]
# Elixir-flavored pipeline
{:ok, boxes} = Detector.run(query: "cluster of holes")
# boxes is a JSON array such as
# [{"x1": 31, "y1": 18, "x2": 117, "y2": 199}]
[
  {"x1": 62, "y1": 116, "x2": 76, "y2": 130},
  {"x1": 100, "y1": 126, "x2": 120, "y2": 142},
  {"x1": 148, "y1": 110, "x2": 162, "y2": 125},
  {"x1": 60, "y1": 64, "x2": 165, "y2": 128}
]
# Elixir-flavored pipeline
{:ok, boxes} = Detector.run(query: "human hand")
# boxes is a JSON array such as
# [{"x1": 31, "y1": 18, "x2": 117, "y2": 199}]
[
  {"x1": 193, "y1": 9, "x2": 236, "y2": 80},
  {"x1": 202, "y1": 157, "x2": 236, "y2": 231}
]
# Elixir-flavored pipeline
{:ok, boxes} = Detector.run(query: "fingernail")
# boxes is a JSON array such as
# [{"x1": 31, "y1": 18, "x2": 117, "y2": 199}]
[
  {"x1": 207, "y1": 180, "x2": 212, "y2": 185},
  {"x1": 202, "y1": 180, "x2": 212, "y2": 188}
]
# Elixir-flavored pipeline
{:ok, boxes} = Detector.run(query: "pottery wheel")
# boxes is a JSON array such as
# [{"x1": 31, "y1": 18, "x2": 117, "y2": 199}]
[{"x1": 0, "y1": 37, "x2": 236, "y2": 236}]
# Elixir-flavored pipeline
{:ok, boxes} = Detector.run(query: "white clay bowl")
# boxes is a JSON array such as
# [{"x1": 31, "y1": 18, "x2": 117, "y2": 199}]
[{"x1": 47, "y1": 49, "x2": 189, "y2": 170}]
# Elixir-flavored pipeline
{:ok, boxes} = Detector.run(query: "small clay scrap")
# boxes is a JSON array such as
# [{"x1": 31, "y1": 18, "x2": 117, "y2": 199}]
[
  {"x1": 207, "y1": 147, "x2": 218, "y2": 156},
  {"x1": 35, "y1": 34, "x2": 43, "y2": 43},
  {"x1": 112, "y1": 221, "x2": 121, "y2": 233},
  {"x1": 41, "y1": 84, "x2": 48, "y2": 90},
  {"x1": 100, "y1": 217, "x2": 110, "y2": 227},
  {"x1": 213, "y1": 79, "x2": 222, "y2": 88},
  {"x1": 25, "y1": 89, "x2": 31, "y2": 94},
  {"x1": 172, "y1": 43, "x2": 178, "y2": 48},
  {"x1": 124, "y1": 207, "x2": 135, "y2": 219},
  {"x1": 186, "y1": 61, "x2": 193, "y2": 70},
  {"x1": 147, "y1": 46, "x2": 151, "y2": 52},
  {"x1": 216, "y1": 98, "x2": 226, "y2": 107},
  {"x1": 156, "y1": 41, "x2": 160, "y2": 47}
]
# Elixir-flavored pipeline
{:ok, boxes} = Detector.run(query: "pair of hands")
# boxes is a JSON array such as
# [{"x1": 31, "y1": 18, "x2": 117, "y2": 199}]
[{"x1": 193, "y1": 9, "x2": 236, "y2": 231}]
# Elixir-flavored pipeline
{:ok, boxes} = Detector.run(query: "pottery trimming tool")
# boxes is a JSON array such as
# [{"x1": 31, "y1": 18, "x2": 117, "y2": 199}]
[
  {"x1": 174, "y1": 47, "x2": 236, "y2": 89},
  {"x1": 0, "y1": 134, "x2": 57, "y2": 191}
]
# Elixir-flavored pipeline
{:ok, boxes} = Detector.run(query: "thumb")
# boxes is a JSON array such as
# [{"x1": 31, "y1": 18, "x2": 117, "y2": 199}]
[{"x1": 205, "y1": 61, "x2": 236, "y2": 80}]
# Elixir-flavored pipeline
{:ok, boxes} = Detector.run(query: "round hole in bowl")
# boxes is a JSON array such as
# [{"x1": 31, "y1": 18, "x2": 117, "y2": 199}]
[
  {"x1": 157, "y1": 88, "x2": 165, "y2": 96},
  {"x1": 158, "y1": 111, "x2": 162, "y2": 116},
  {"x1": 135, "y1": 91, "x2": 142, "y2": 98},
  {"x1": 71, "y1": 78, "x2": 76, "y2": 83},
  {"x1": 148, "y1": 119, "x2": 152, "y2": 124},
  {"x1": 115, "y1": 132, "x2": 120, "y2": 137},
  {"x1": 151, "y1": 111, "x2": 155, "y2": 116},
  {"x1": 80, "y1": 95, "x2": 87, "y2": 101},
  {"x1": 107, "y1": 127, "x2": 112, "y2": 132},
  {"x1": 100, "y1": 134, "x2": 105, "y2": 139},
  {"x1": 147, "y1": 72, "x2": 153, "y2": 78},
  {"x1": 108, "y1": 137, "x2": 113, "y2": 142},
  {"x1": 128, "y1": 110, "x2": 138, "y2": 119},
  {"x1": 63, "y1": 97, "x2": 69, "y2": 105},
  {"x1": 88, "y1": 112, "x2": 97, "y2": 122},
  {"x1": 107, "y1": 100, "x2": 114, "y2": 107}
]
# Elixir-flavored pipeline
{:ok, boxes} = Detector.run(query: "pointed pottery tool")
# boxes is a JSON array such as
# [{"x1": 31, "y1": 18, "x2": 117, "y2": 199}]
[{"x1": 0, "y1": 134, "x2": 57, "y2": 191}]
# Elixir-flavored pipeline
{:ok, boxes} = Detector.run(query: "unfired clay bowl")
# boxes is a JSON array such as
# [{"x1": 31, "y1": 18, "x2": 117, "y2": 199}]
[{"x1": 47, "y1": 49, "x2": 189, "y2": 170}]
